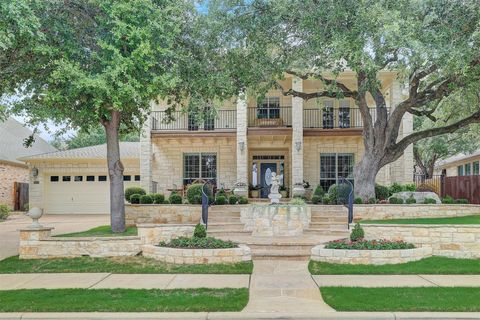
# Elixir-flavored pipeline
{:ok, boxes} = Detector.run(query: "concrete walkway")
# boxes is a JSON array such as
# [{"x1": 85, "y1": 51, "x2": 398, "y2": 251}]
[
  {"x1": 313, "y1": 274, "x2": 480, "y2": 287},
  {"x1": 0, "y1": 273, "x2": 249, "y2": 290},
  {"x1": 244, "y1": 260, "x2": 335, "y2": 313}
]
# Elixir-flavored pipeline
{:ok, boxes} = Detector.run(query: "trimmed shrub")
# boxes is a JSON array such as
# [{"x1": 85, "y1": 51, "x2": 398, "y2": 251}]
[
  {"x1": 326, "y1": 239, "x2": 414, "y2": 250},
  {"x1": 442, "y1": 195, "x2": 454, "y2": 204},
  {"x1": 311, "y1": 195, "x2": 322, "y2": 204},
  {"x1": 327, "y1": 184, "x2": 339, "y2": 203},
  {"x1": 159, "y1": 236, "x2": 237, "y2": 249},
  {"x1": 163, "y1": 199, "x2": 170, "y2": 204},
  {"x1": 215, "y1": 195, "x2": 227, "y2": 205},
  {"x1": 186, "y1": 183, "x2": 213, "y2": 204},
  {"x1": 194, "y1": 223, "x2": 207, "y2": 238},
  {"x1": 423, "y1": 198, "x2": 437, "y2": 204},
  {"x1": 389, "y1": 197, "x2": 404, "y2": 204},
  {"x1": 139, "y1": 195, "x2": 153, "y2": 204},
  {"x1": 290, "y1": 197, "x2": 306, "y2": 205},
  {"x1": 455, "y1": 198, "x2": 469, "y2": 204},
  {"x1": 350, "y1": 223, "x2": 365, "y2": 242},
  {"x1": 388, "y1": 182, "x2": 403, "y2": 195},
  {"x1": 125, "y1": 187, "x2": 146, "y2": 203},
  {"x1": 0, "y1": 204, "x2": 10, "y2": 221},
  {"x1": 169, "y1": 193, "x2": 182, "y2": 204},
  {"x1": 238, "y1": 196, "x2": 248, "y2": 204},
  {"x1": 313, "y1": 185, "x2": 325, "y2": 197},
  {"x1": 368, "y1": 197, "x2": 377, "y2": 204},
  {"x1": 130, "y1": 194, "x2": 141, "y2": 204},
  {"x1": 216, "y1": 189, "x2": 227, "y2": 198},
  {"x1": 151, "y1": 193, "x2": 165, "y2": 204},
  {"x1": 322, "y1": 194, "x2": 333, "y2": 205},
  {"x1": 375, "y1": 184, "x2": 389, "y2": 200},
  {"x1": 404, "y1": 184, "x2": 416, "y2": 191},
  {"x1": 354, "y1": 197, "x2": 363, "y2": 204},
  {"x1": 405, "y1": 197, "x2": 416, "y2": 204},
  {"x1": 228, "y1": 195, "x2": 238, "y2": 205}
]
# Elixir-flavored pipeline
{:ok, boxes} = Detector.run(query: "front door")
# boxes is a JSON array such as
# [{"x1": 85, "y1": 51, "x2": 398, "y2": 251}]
[{"x1": 260, "y1": 163, "x2": 277, "y2": 198}]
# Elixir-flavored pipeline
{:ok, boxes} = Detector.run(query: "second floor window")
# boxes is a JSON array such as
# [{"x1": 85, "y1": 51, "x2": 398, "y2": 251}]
[
  {"x1": 338, "y1": 100, "x2": 351, "y2": 128},
  {"x1": 474, "y1": 161, "x2": 479, "y2": 175},
  {"x1": 257, "y1": 97, "x2": 280, "y2": 119},
  {"x1": 458, "y1": 165, "x2": 464, "y2": 176}
]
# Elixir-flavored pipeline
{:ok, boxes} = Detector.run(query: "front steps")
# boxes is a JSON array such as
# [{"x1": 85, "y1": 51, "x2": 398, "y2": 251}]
[{"x1": 206, "y1": 204, "x2": 350, "y2": 260}]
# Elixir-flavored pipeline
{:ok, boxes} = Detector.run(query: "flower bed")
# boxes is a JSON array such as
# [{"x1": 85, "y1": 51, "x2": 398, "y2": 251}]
[
  {"x1": 158, "y1": 236, "x2": 237, "y2": 249},
  {"x1": 325, "y1": 239, "x2": 415, "y2": 250}
]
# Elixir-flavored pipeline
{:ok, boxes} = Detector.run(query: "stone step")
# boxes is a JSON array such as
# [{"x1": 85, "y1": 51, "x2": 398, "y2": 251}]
[
  {"x1": 206, "y1": 217, "x2": 242, "y2": 223},
  {"x1": 206, "y1": 211, "x2": 241, "y2": 218},
  {"x1": 246, "y1": 243, "x2": 315, "y2": 251},
  {"x1": 311, "y1": 216, "x2": 347, "y2": 223},
  {"x1": 251, "y1": 249, "x2": 311, "y2": 261},
  {"x1": 206, "y1": 230, "x2": 251, "y2": 237},
  {"x1": 304, "y1": 229, "x2": 349, "y2": 237},
  {"x1": 206, "y1": 223, "x2": 245, "y2": 232}
]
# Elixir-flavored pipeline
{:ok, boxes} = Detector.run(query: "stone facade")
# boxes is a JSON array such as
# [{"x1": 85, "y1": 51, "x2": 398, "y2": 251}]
[
  {"x1": 142, "y1": 244, "x2": 251, "y2": 264},
  {"x1": 311, "y1": 245, "x2": 431, "y2": 265},
  {"x1": 354, "y1": 204, "x2": 480, "y2": 221},
  {"x1": 137, "y1": 223, "x2": 195, "y2": 244},
  {"x1": 125, "y1": 204, "x2": 201, "y2": 225},
  {"x1": 0, "y1": 162, "x2": 28, "y2": 208},
  {"x1": 362, "y1": 224, "x2": 480, "y2": 258},
  {"x1": 19, "y1": 227, "x2": 142, "y2": 259}
]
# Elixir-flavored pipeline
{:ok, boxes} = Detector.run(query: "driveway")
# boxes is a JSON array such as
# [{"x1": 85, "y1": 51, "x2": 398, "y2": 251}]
[{"x1": 0, "y1": 213, "x2": 109, "y2": 260}]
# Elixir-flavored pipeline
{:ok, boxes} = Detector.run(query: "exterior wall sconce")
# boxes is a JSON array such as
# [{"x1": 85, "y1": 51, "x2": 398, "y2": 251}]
[
  {"x1": 295, "y1": 141, "x2": 302, "y2": 152},
  {"x1": 31, "y1": 167, "x2": 39, "y2": 178},
  {"x1": 238, "y1": 141, "x2": 245, "y2": 152}
]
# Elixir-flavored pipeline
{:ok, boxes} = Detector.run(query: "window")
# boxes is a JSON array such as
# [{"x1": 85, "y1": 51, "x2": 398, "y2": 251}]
[
  {"x1": 86, "y1": 176, "x2": 95, "y2": 182},
  {"x1": 134, "y1": 175, "x2": 141, "y2": 181},
  {"x1": 338, "y1": 100, "x2": 351, "y2": 128},
  {"x1": 62, "y1": 176, "x2": 71, "y2": 182},
  {"x1": 98, "y1": 175, "x2": 107, "y2": 181},
  {"x1": 320, "y1": 153, "x2": 354, "y2": 191},
  {"x1": 74, "y1": 176, "x2": 83, "y2": 182},
  {"x1": 187, "y1": 106, "x2": 215, "y2": 131},
  {"x1": 50, "y1": 176, "x2": 59, "y2": 182},
  {"x1": 257, "y1": 97, "x2": 280, "y2": 119},
  {"x1": 458, "y1": 165, "x2": 464, "y2": 176},
  {"x1": 465, "y1": 163, "x2": 472, "y2": 176},
  {"x1": 474, "y1": 161, "x2": 479, "y2": 175},
  {"x1": 183, "y1": 153, "x2": 217, "y2": 185},
  {"x1": 123, "y1": 175, "x2": 131, "y2": 181},
  {"x1": 322, "y1": 100, "x2": 334, "y2": 129}
]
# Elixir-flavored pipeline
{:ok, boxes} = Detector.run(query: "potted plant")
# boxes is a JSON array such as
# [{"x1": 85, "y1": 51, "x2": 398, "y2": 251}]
[
  {"x1": 249, "y1": 183, "x2": 261, "y2": 198},
  {"x1": 279, "y1": 185, "x2": 288, "y2": 198},
  {"x1": 303, "y1": 180, "x2": 313, "y2": 200}
]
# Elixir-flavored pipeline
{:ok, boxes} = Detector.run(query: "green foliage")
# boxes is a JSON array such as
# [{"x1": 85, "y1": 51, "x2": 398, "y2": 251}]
[
  {"x1": 322, "y1": 195, "x2": 333, "y2": 205},
  {"x1": 216, "y1": 189, "x2": 227, "y2": 198},
  {"x1": 404, "y1": 184, "x2": 417, "y2": 192},
  {"x1": 139, "y1": 195, "x2": 153, "y2": 204},
  {"x1": 354, "y1": 197, "x2": 363, "y2": 204},
  {"x1": 389, "y1": 197, "x2": 404, "y2": 204},
  {"x1": 423, "y1": 198, "x2": 437, "y2": 204},
  {"x1": 163, "y1": 199, "x2": 171, "y2": 205},
  {"x1": 215, "y1": 195, "x2": 227, "y2": 205},
  {"x1": 238, "y1": 196, "x2": 248, "y2": 204},
  {"x1": 125, "y1": 187, "x2": 146, "y2": 203},
  {"x1": 455, "y1": 198, "x2": 469, "y2": 204},
  {"x1": 442, "y1": 196, "x2": 455, "y2": 204},
  {"x1": 406, "y1": 197, "x2": 417, "y2": 204},
  {"x1": 0, "y1": 204, "x2": 10, "y2": 221},
  {"x1": 151, "y1": 193, "x2": 165, "y2": 204},
  {"x1": 375, "y1": 184, "x2": 390, "y2": 201},
  {"x1": 368, "y1": 198, "x2": 377, "y2": 204},
  {"x1": 169, "y1": 193, "x2": 182, "y2": 204},
  {"x1": 327, "y1": 184, "x2": 339, "y2": 203},
  {"x1": 311, "y1": 195, "x2": 322, "y2": 204},
  {"x1": 187, "y1": 184, "x2": 209, "y2": 204},
  {"x1": 290, "y1": 197, "x2": 306, "y2": 205},
  {"x1": 193, "y1": 223, "x2": 207, "y2": 238},
  {"x1": 52, "y1": 126, "x2": 139, "y2": 150},
  {"x1": 159, "y1": 237, "x2": 237, "y2": 249},
  {"x1": 129, "y1": 194, "x2": 141, "y2": 204},
  {"x1": 327, "y1": 239, "x2": 414, "y2": 250},
  {"x1": 228, "y1": 195, "x2": 238, "y2": 205},
  {"x1": 388, "y1": 183, "x2": 403, "y2": 195},
  {"x1": 349, "y1": 223, "x2": 365, "y2": 242},
  {"x1": 313, "y1": 185, "x2": 325, "y2": 197}
]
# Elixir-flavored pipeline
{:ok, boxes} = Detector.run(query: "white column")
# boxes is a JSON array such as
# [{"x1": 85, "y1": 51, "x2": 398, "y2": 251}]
[
  {"x1": 140, "y1": 108, "x2": 152, "y2": 192},
  {"x1": 291, "y1": 77, "x2": 305, "y2": 197},
  {"x1": 233, "y1": 91, "x2": 248, "y2": 197}
]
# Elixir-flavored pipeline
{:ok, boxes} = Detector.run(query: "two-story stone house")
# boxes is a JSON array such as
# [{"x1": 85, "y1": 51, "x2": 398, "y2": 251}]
[{"x1": 140, "y1": 72, "x2": 414, "y2": 198}]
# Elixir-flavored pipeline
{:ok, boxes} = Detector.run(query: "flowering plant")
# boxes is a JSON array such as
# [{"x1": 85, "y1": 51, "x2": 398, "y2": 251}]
[{"x1": 325, "y1": 239, "x2": 415, "y2": 250}]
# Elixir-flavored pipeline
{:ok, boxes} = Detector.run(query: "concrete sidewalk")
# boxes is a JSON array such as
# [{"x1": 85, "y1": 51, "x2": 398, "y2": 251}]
[
  {"x1": 0, "y1": 273, "x2": 249, "y2": 290},
  {"x1": 313, "y1": 274, "x2": 480, "y2": 287}
]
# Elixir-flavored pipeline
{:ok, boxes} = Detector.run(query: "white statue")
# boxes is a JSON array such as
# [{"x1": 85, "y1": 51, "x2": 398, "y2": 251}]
[{"x1": 268, "y1": 172, "x2": 282, "y2": 204}]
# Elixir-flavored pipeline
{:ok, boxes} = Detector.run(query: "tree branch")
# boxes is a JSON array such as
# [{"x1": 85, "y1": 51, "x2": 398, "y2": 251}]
[
  {"x1": 285, "y1": 69, "x2": 357, "y2": 98},
  {"x1": 275, "y1": 82, "x2": 356, "y2": 101}
]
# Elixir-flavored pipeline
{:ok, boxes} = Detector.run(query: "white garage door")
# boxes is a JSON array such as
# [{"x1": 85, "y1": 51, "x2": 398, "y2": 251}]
[{"x1": 45, "y1": 174, "x2": 139, "y2": 214}]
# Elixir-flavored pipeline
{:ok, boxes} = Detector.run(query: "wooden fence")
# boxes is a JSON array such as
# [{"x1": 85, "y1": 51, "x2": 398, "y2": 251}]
[
  {"x1": 443, "y1": 176, "x2": 480, "y2": 204},
  {"x1": 13, "y1": 182, "x2": 29, "y2": 211}
]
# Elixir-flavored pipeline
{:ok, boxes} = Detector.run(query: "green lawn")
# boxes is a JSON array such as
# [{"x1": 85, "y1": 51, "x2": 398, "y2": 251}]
[
  {"x1": 361, "y1": 215, "x2": 480, "y2": 225},
  {"x1": 53, "y1": 225, "x2": 138, "y2": 237},
  {"x1": 321, "y1": 287, "x2": 480, "y2": 311},
  {"x1": 0, "y1": 256, "x2": 253, "y2": 274},
  {"x1": 0, "y1": 288, "x2": 248, "y2": 312},
  {"x1": 309, "y1": 256, "x2": 480, "y2": 275}
]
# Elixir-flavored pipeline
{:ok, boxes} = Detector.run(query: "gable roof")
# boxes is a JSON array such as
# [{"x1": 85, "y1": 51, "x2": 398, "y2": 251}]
[
  {"x1": 0, "y1": 118, "x2": 57, "y2": 165},
  {"x1": 20, "y1": 141, "x2": 139, "y2": 161},
  {"x1": 436, "y1": 149, "x2": 480, "y2": 168}
]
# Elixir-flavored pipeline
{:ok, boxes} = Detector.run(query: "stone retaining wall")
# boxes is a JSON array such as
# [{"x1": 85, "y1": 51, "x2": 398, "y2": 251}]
[
  {"x1": 362, "y1": 224, "x2": 480, "y2": 258},
  {"x1": 354, "y1": 204, "x2": 480, "y2": 221},
  {"x1": 125, "y1": 204, "x2": 201, "y2": 225},
  {"x1": 142, "y1": 244, "x2": 252, "y2": 264},
  {"x1": 137, "y1": 224, "x2": 195, "y2": 244},
  {"x1": 19, "y1": 227, "x2": 142, "y2": 259},
  {"x1": 311, "y1": 245, "x2": 432, "y2": 265}
]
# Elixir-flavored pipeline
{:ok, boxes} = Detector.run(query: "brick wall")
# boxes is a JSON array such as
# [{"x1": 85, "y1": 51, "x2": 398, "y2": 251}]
[{"x1": 0, "y1": 161, "x2": 28, "y2": 208}]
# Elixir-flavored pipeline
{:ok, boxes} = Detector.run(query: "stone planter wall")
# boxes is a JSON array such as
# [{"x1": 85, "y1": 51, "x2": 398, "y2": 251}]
[
  {"x1": 142, "y1": 244, "x2": 251, "y2": 264},
  {"x1": 362, "y1": 224, "x2": 480, "y2": 258},
  {"x1": 354, "y1": 204, "x2": 480, "y2": 221},
  {"x1": 137, "y1": 224, "x2": 195, "y2": 245},
  {"x1": 19, "y1": 227, "x2": 142, "y2": 259},
  {"x1": 311, "y1": 245, "x2": 432, "y2": 265},
  {"x1": 125, "y1": 204, "x2": 201, "y2": 225}
]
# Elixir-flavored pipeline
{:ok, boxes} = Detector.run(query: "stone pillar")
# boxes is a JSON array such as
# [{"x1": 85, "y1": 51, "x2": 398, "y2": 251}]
[
  {"x1": 18, "y1": 226, "x2": 53, "y2": 259},
  {"x1": 140, "y1": 107, "x2": 153, "y2": 192},
  {"x1": 233, "y1": 91, "x2": 248, "y2": 197},
  {"x1": 291, "y1": 77, "x2": 305, "y2": 197}
]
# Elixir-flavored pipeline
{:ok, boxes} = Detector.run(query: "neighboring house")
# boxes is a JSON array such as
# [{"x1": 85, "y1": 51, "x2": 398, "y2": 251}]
[
  {"x1": 21, "y1": 142, "x2": 140, "y2": 214},
  {"x1": 435, "y1": 150, "x2": 480, "y2": 177},
  {"x1": 0, "y1": 118, "x2": 56, "y2": 209},
  {"x1": 140, "y1": 72, "x2": 414, "y2": 198}
]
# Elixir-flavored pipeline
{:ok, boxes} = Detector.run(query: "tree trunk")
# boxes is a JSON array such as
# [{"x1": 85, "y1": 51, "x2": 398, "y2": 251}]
[
  {"x1": 102, "y1": 110, "x2": 126, "y2": 233},
  {"x1": 353, "y1": 152, "x2": 380, "y2": 201}
]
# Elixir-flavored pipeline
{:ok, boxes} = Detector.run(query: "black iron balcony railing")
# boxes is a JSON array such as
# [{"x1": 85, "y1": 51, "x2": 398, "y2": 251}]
[
  {"x1": 303, "y1": 107, "x2": 386, "y2": 129},
  {"x1": 151, "y1": 110, "x2": 237, "y2": 131},
  {"x1": 247, "y1": 106, "x2": 292, "y2": 127}
]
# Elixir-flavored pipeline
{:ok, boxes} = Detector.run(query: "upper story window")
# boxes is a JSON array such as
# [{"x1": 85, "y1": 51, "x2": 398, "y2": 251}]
[
  {"x1": 322, "y1": 100, "x2": 334, "y2": 129},
  {"x1": 257, "y1": 97, "x2": 280, "y2": 119},
  {"x1": 473, "y1": 161, "x2": 479, "y2": 175},
  {"x1": 457, "y1": 165, "x2": 464, "y2": 176},
  {"x1": 338, "y1": 100, "x2": 351, "y2": 128},
  {"x1": 465, "y1": 163, "x2": 472, "y2": 176}
]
